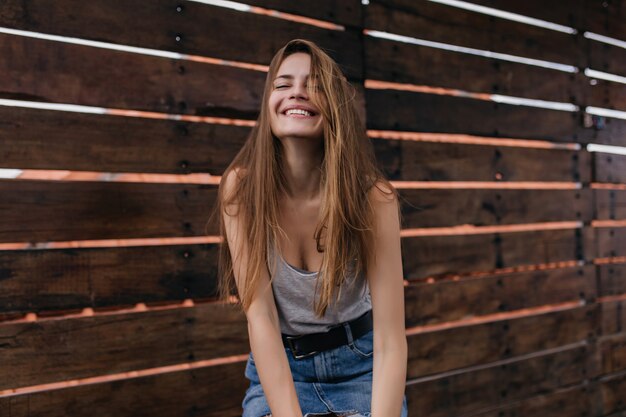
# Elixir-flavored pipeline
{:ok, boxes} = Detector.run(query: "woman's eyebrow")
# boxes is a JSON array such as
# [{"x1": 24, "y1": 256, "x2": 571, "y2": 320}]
[{"x1": 274, "y1": 74, "x2": 311, "y2": 82}]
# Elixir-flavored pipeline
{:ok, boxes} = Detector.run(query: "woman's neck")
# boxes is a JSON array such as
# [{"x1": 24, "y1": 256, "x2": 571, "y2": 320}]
[{"x1": 279, "y1": 138, "x2": 324, "y2": 201}]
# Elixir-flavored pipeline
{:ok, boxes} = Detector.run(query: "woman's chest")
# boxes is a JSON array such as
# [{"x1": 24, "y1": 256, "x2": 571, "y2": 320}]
[{"x1": 277, "y1": 199, "x2": 324, "y2": 273}]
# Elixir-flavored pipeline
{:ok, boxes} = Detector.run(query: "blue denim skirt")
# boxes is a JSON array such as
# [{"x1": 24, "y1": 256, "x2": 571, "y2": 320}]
[{"x1": 242, "y1": 328, "x2": 409, "y2": 417}]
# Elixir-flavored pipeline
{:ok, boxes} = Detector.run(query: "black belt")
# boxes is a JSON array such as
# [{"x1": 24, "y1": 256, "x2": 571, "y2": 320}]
[{"x1": 281, "y1": 309, "x2": 373, "y2": 359}]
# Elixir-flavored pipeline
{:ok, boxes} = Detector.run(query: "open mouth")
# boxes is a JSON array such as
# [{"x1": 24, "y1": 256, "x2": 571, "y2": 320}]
[{"x1": 282, "y1": 108, "x2": 317, "y2": 117}]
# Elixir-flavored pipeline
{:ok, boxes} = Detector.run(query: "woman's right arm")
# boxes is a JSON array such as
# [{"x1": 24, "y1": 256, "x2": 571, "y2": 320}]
[{"x1": 221, "y1": 169, "x2": 303, "y2": 417}]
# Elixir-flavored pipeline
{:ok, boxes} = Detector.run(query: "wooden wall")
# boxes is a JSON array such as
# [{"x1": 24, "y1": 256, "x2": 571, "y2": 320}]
[{"x1": 1, "y1": 0, "x2": 625, "y2": 415}]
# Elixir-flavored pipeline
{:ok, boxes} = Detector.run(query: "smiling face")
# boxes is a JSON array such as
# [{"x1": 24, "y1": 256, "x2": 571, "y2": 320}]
[{"x1": 268, "y1": 52, "x2": 325, "y2": 141}]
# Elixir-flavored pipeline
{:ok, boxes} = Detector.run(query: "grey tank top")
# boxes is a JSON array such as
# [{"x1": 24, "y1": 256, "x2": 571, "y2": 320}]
[{"x1": 268, "y1": 243, "x2": 372, "y2": 335}]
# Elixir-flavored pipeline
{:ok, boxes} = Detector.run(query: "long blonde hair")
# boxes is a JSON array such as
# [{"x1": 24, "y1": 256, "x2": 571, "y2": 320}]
[{"x1": 208, "y1": 39, "x2": 399, "y2": 318}]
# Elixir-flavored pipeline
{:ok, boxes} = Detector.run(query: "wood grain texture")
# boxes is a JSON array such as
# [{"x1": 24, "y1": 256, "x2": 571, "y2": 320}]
[
  {"x1": 244, "y1": 0, "x2": 362, "y2": 27},
  {"x1": 0, "y1": 106, "x2": 251, "y2": 174},
  {"x1": 461, "y1": 0, "x2": 587, "y2": 28},
  {"x1": 364, "y1": 35, "x2": 584, "y2": 104},
  {"x1": 365, "y1": 88, "x2": 581, "y2": 142},
  {"x1": 0, "y1": 245, "x2": 597, "y2": 318},
  {"x1": 599, "y1": 264, "x2": 626, "y2": 297},
  {"x1": 374, "y1": 139, "x2": 590, "y2": 182},
  {"x1": 405, "y1": 344, "x2": 593, "y2": 417},
  {"x1": 405, "y1": 265, "x2": 596, "y2": 326},
  {"x1": 595, "y1": 189, "x2": 626, "y2": 220},
  {"x1": 0, "y1": 299, "x2": 596, "y2": 392},
  {"x1": 0, "y1": 0, "x2": 362, "y2": 78},
  {"x1": 0, "y1": 0, "x2": 620, "y2": 413},
  {"x1": 0, "y1": 179, "x2": 218, "y2": 242},
  {"x1": 0, "y1": 244, "x2": 218, "y2": 315},
  {"x1": 588, "y1": 39, "x2": 626, "y2": 89},
  {"x1": 0, "y1": 361, "x2": 249, "y2": 417},
  {"x1": 465, "y1": 0, "x2": 625, "y2": 41},
  {"x1": 0, "y1": 104, "x2": 591, "y2": 183},
  {"x1": 601, "y1": 298, "x2": 626, "y2": 337},
  {"x1": 401, "y1": 227, "x2": 594, "y2": 279},
  {"x1": 406, "y1": 304, "x2": 598, "y2": 378},
  {"x1": 0, "y1": 301, "x2": 248, "y2": 391},
  {"x1": 0, "y1": 34, "x2": 266, "y2": 118},
  {"x1": 579, "y1": 0, "x2": 626, "y2": 39},
  {"x1": 0, "y1": 180, "x2": 592, "y2": 244},
  {"x1": 466, "y1": 383, "x2": 596, "y2": 417},
  {"x1": 596, "y1": 227, "x2": 626, "y2": 258},
  {"x1": 594, "y1": 153, "x2": 626, "y2": 184},
  {"x1": 577, "y1": 108, "x2": 626, "y2": 147},
  {"x1": 365, "y1": 1, "x2": 584, "y2": 67},
  {"x1": 599, "y1": 332, "x2": 626, "y2": 374},
  {"x1": 464, "y1": 0, "x2": 623, "y2": 42},
  {"x1": 600, "y1": 371, "x2": 626, "y2": 415},
  {"x1": 400, "y1": 188, "x2": 592, "y2": 228}
]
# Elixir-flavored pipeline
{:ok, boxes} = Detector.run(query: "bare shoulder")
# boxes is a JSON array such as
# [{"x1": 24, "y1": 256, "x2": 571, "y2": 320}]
[
  {"x1": 368, "y1": 179, "x2": 398, "y2": 205},
  {"x1": 368, "y1": 180, "x2": 400, "y2": 235},
  {"x1": 221, "y1": 166, "x2": 246, "y2": 193},
  {"x1": 220, "y1": 167, "x2": 247, "y2": 208}
]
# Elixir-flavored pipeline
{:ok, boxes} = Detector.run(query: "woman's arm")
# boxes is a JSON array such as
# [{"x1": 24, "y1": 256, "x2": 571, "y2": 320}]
[
  {"x1": 221, "y1": 170, "x2": 303, "y2": 417},
  {"x1": 366, "y1": 183, "x2": 408, "y2": 417}
]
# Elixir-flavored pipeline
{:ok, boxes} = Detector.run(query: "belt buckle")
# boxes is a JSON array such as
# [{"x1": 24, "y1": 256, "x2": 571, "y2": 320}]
[{"x1": 285, "y1": 335, "x2": 318, "y2": 359}]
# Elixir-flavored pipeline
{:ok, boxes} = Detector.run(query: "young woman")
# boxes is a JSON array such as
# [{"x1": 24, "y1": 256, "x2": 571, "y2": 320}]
[{"x1": 214, "y1": 39, "x2": 408, "y2": 417}]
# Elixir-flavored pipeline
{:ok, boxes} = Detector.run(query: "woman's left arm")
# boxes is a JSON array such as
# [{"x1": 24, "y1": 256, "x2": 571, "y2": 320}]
[{"x1": 367, "y1": 183, "x2": 408, "y2": 417}]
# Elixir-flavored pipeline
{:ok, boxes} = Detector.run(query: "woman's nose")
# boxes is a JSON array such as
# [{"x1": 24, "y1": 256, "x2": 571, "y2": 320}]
[{"x1": 290, "y1": 83, "x2": 309, "y2": 99}]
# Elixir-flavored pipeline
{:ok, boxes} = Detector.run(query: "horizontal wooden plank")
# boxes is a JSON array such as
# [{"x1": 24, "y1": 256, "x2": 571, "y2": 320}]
[
  {"x1": 366, "y1": 1, "x2": 584, "y2": 67},
  {"x1": 466, "y1": 382, "x2": 595, "y2": 417},
  {"x1": 599, "y1": 264, "x2": 626, "y2": 297},
  {"x1": 364, "y1": 36, "x2": 583, "y2": 104},
  {"x1": 0, "y1": 346, "x2": 596, "y2": 417},
  {"x1": 0, "y1": 247, "x2": 598, "y2": 320},
  {"x1": 466, "y1": 0, "x2": 626, "y2": 41},
  {"x1": 581, "y1": 0, "x2": 626, "y2": 39},
  {"x1": 577, "y1": 106, "x2": 626, "y2": 147},
  {"x1": 596, "y1": 227, "x2": 626, "y2": 258},
  {"x1": 1, "y1": 296, "x2": 595, "y2": 392},
  {"x1": 0, "y1": 105, "x2": 591, "y2": 183},
  {"x1": 589, "y1": 40, "x2": 626, "y2": 88},
  {"x1": 405, "y1": 265, "x2": 596, "y2": 326},
  {"x1": 365, "y1": 89, "x2": 581, "y2": 142},
  {"x1": 596, "y1": 189, "x2": 626, "y2": 220},
  {"x1": 0, "y1": 34, "x2": 266, "y2": 117},
  {"x1": 600, "y1": 370, "x2": 626, "y2": 415},
  {"x1": 461, "y1": 0, "x2": 586, "y2": 28},
  {"x1": 402, "y1": 227, "x2": 594, "y2": 279},
  {"x1": 601, "y1": 299, "x2": 626, "y2": 337},
  {"x1": 0, "y1": 179, "x2": 217, "y2": 243},
  {"x1": 0, "y1": 0, "x2": 362, "y2": 79},
  {"x1": 594, "y1": 153, "x2": 626, "y2": 184},
  {"x1": 0, "y1": 106, "x2": 251, "y2": 175},
  {"x1": 400, "y1": 188, "x2": 592, "y2": 228},
  {"x1": 0, "y1": 244, "x2": 218, "y2": 316},
  {"x1": 585, "y1": 76, "x2": 626, "y2": 113},
  {"x1": 406, "y1": 344, "x2": 591, "y2": 417},
  {"x1": 2, "y1": 181, "x2": 592, "y2": 243},
  {"x1": 467, "y1": 0, "x2": 624, "y2": 42},
  {"x1": 0, "y1": 361, "x2": 248, "y2": 417},
  {"x1": 0, "y1": 151, "x2": 590, "y2": 243},
  {"x1": 0, "y1": 187, "x2": 594, "y2": 314},
  {"x1": 0, "y1": 301, "x2": 248, "y2": 391},
  {"x1": 374, "y1": 139, "x2": 590, "y2": 182},
  {"x1": 599, "y1": 332, "x2": 626, "y2": 374},
  {"x1": 407, "y1": 305, "x2": 597, "y2": 378},
  {"x1": 0, "y1": 249, "x2": 598, "y2": 320},
  {"x1": 244, "y1": 0, "x2": 362, "y2": 27}
]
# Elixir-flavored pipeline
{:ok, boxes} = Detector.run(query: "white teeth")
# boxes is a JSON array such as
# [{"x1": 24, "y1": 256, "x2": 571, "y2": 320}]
[{"x1": 285, "y1": 108, "x2": 313, "y2": 116}]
